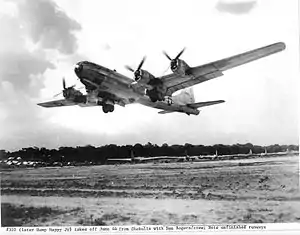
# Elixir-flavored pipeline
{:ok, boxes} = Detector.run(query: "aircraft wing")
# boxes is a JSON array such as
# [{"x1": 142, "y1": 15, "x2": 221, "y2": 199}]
[
  {"x1": 161, "y1": 42, "x2": 286, "y2": 96},
  {"x1": 37, "y1": 99, "x2": 79, "y2": 108},
  {"x1": 107, "y1": 158, "x2": 132, "y2": 162},
  {"x1": 137, "y1": 156, "x2": 186, "y2": 162}
]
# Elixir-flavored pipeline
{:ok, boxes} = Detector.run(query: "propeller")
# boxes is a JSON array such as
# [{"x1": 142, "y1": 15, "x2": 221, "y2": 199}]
[
  {"x1": 125, "y1": 56, "x2": 146, "y2": 81},
  {"x1": 62, "y1": 77, "x2": 66, "y2": 90},
  {"x1": 162, "y1": 64, "x2": 170, "y2": 75},
  {"x1": 163, "y1": 48, "x2": 186, "y2": 70},
  {"x1": 53, "y1": 77, "x2": 76, "y2": 98}
]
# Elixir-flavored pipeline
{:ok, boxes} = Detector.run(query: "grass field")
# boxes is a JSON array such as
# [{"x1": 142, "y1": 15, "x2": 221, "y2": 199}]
[{"x1": 1, "y1": 155, "x2": 299, "y2": 226}]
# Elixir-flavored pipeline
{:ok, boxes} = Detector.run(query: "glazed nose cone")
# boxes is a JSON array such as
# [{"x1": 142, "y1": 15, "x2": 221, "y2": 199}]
[{"x1": 74, "y1": 63, "x2": 83, "y2": 75}]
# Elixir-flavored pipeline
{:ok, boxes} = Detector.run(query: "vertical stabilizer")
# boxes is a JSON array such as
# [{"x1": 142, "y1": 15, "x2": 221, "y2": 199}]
[{"x1": 172, "y1": 88, "x2": 195, "y2": 105}]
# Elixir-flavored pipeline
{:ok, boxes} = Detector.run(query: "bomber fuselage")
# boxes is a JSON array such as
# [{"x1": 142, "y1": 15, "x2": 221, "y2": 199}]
[
  {"x1": 74, "y1": 61, "x2": 199, "y2": 114},
  {"x1": 74, "y1": 61, "x2": 144, "y2": 104}
]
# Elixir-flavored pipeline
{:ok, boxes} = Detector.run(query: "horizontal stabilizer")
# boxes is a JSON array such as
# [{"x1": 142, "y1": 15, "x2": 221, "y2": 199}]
[
  {"x1": 187, "y1": 100, "x2": 225, "y2": 109},
  {"x1": 158, "y1": 100, "x2": 225, "y2": 115},
  {"x1": 158, "y1": 110, "x2": 174, "y2": 114}
]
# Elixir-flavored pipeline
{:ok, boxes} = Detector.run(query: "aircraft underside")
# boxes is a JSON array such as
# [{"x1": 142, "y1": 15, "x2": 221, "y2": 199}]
[{"x1": 37, "y1": 42, "x2": 285, "y2": 115}]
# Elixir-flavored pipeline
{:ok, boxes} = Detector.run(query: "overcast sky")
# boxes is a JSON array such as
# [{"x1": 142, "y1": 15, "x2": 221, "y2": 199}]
[{"x1": 0, "y1": 0, "x2": 298, "y2": 151}]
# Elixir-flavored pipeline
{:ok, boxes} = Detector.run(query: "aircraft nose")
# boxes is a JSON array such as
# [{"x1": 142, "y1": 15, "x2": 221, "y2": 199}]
[{"x1": 74, "y1": 63, "x2": 83, "y2": 75}]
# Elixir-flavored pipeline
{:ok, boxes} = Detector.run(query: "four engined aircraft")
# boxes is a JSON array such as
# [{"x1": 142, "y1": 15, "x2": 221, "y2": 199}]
[
  {"x1": 38, "y1": 42, "x2": 286, "y2": 115},
  {"x1": 106, "y1": 150, "x2": 192, "y2": 164}
]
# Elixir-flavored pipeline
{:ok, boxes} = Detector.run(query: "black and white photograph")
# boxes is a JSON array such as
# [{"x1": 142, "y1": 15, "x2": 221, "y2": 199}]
[{"x1": 0, "y1": 0, "x2": 299, "y2": 231}]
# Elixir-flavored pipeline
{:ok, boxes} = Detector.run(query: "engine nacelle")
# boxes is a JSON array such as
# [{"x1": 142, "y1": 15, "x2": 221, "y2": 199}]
[
  {"x1": 62, "y1": 87, "x2": 86, "y2": 103},
  {"x1": 63, "y1": 88, "x2": 83, "y2": 100},
  {"x1": 135, "y1": 69, "x2": 156, "y2": 85},
  {"x1": 133, "y1": 70, "x2": 167, "y2": 103},
  {"x1": 171, "y1": 59, "x2": 190, "y2": 76}
]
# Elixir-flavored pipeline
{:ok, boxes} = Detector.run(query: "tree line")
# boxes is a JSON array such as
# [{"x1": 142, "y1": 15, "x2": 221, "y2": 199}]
[{"x1": 0, "y1": 143, "x2": 298, "y2": 164}]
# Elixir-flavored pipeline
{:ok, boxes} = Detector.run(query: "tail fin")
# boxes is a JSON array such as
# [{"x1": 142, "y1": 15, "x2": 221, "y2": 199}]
[{"x1": 172, "y1": 88, "x2": 195, "y2": 105}]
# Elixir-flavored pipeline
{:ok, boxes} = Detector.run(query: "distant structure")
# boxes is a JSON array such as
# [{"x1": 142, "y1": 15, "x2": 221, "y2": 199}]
[
  {"x1": 130, "y1": 150, "x2": 137, "y2": 163},
  {"x1": 185, "y1": 150, "x2": 190, "y2": 161},
  {"x1": 212, "y1": 150, "x2": 218, "y2": 160},
  {"x1": 261, "y1": 148, "x2": 267, "y2": 156}
]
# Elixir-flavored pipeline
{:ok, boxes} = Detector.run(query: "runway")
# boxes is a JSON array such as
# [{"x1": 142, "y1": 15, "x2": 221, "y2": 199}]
[{"x1": 1, "y1": 154, "x2": 299, "y2": 226}]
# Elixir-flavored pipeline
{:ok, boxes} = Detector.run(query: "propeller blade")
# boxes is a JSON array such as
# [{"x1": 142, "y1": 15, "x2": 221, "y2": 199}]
[
  {"x1": 125, "y1": 65, "x2": 135, "y2": 72},
  {"x1": 163, "y1": 51, "x2": 172, "y2": 61},
  {"x1": 175, "y1": 47, "x2": 186, "y2": 60},
  {"x1": 62, "y1": 77, "x2": 66, "y2": 90},
  {"x1": 137, "y1": 56, "x2": 146, "y2": 71},
  {"x1": 53, "y1": 91, "x2": 63, "y2": 98},
  {"x1": 162, "y1": 65, "x2": 170, "y2": 74}
]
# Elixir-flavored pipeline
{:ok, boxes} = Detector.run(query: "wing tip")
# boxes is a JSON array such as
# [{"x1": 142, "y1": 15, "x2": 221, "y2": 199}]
[
  {"x1": 211, "y1": 100, "x2": 225, "y2": 104},
  {"x1": 37, "y1": 104, "x2": 52, "y2": 108},
  {"x1": 37, "y1": 103, "x2": 47, "y2": 108},
  {"x1": 273, "y1": 42, "x2": 286, "y2": 51},
  {"x1": 37, "y1": 102, "x2": 63, "y2": 108}
]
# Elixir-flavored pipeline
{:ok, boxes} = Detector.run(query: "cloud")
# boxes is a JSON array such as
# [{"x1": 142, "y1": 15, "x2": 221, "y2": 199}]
[
  {"x1": 0, "y1": 51, "x2": 54, "y2": 98},
  {"x1": 0, "y1": 0, "x2": 82, "y2": 98},
  {"x1": 103, "y1": 44, "x2": 112, "y2": 51},
  {"x1": 216, "y1": 0, "x2": 257, "y2": 15},
  {"x1": 17, "y1": 0, "x2": 81, "y2": 54},
  {"x1": 0, "y1": 0, "x2": 83, "y2": 150},
  {"x1": 0, "y1": 14, "x2": 54, "y2": 99}
]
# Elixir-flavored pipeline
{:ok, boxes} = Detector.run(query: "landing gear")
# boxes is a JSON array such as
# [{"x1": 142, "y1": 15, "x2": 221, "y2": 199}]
[
  {"x1": 102, "y1": 104, "x2": 114, "y2": 113},
  {"x1": 165, "y1": 96, "x2": 173, "y2": 105}
]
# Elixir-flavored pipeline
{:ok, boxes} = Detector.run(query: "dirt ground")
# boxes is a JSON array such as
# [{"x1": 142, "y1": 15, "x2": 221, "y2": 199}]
[{"x1": 1, "y1": 155, "x2": 299, "y2": 226}]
